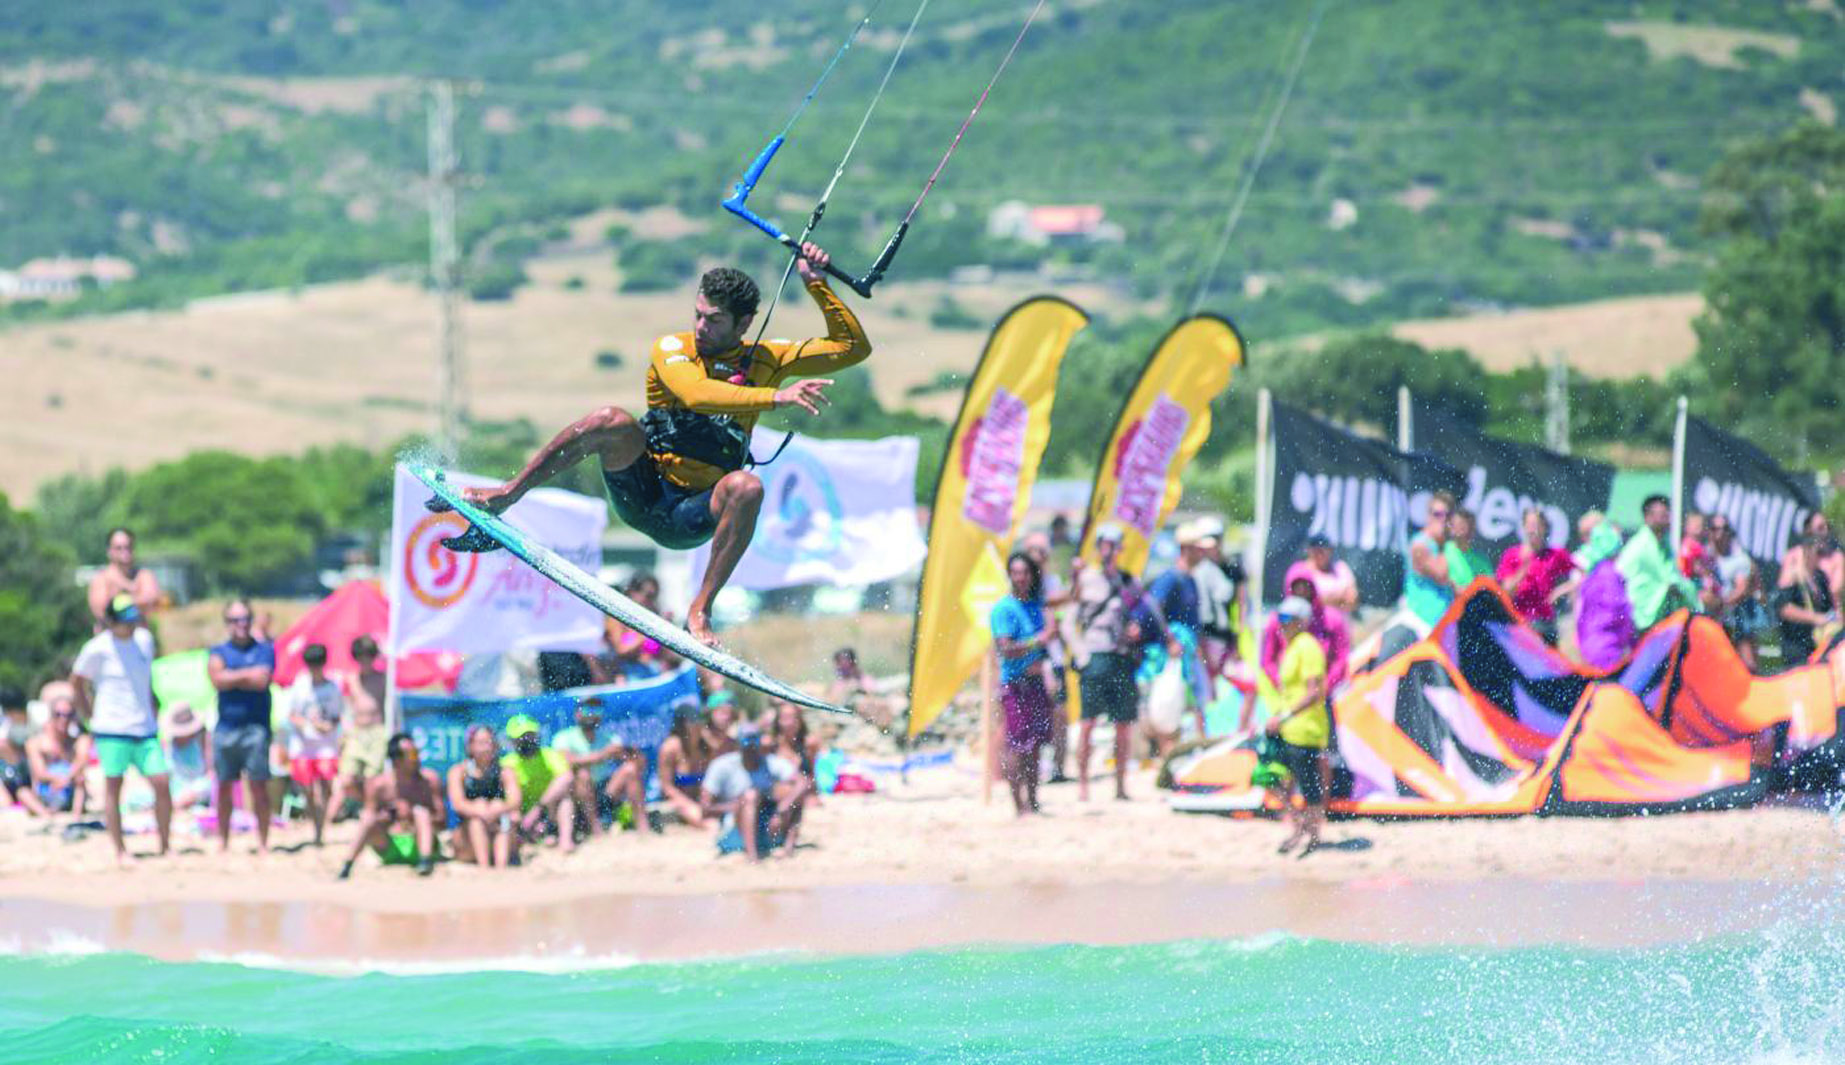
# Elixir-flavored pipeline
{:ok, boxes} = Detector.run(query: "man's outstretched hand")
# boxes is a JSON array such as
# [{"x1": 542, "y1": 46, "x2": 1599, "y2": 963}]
[
  {"x1": 774, "y1": 378, "x2": 833, "y2": 416},
  {"x1": 793, "y1": 241, "x2": 831, "y2": 284}
]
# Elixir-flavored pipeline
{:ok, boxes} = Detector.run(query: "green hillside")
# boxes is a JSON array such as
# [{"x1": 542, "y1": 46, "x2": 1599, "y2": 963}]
[{"x1": 2, "y1": 0, "x2": 1839, "y2": 338}]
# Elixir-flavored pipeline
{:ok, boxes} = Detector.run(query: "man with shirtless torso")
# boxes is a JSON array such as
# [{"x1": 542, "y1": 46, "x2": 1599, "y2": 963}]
[
  {"x1": 338, "y1": 732, "x2": 443, "y2": 879},
  {"x1": 87, "y1": 527, "x2": 161, "y2": 632}
]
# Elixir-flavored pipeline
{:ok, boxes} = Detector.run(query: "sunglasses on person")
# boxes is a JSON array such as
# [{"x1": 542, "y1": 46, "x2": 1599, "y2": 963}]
[
  {"x1": 1430, "y1": 508, "x2": 1451, "y2": 521},
  {"x1": 224, "y1": 613, "x2": 253, "y2": 624}
]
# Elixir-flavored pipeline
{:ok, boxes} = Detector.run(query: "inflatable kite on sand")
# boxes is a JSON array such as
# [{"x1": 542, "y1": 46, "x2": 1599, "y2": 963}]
[{"x1": 1172, "y1": 580, "x2": 1845, "y2": 816}]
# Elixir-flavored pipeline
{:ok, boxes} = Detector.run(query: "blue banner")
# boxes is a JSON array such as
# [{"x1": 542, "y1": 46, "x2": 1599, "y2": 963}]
[{"x1": 400, "y1": 666, "x2": 701, "y2": 783}]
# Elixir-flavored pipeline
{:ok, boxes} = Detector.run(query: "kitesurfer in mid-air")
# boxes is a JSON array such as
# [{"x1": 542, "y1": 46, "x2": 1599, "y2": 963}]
[{"x1": 441, "y1": 243, "x2": 870, "y2": 648}]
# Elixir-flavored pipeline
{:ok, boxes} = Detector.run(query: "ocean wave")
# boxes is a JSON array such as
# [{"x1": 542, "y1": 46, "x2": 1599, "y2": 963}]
[{"x1": 190, "y1": 946, "x2": 645, "y2": 977}]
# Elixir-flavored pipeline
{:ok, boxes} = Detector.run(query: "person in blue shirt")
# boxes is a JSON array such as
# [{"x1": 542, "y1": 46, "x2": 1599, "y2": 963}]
[
  {"x1": 990, "y1": 551, "x2": 1054, "y2": 816},
  {"x1": 208, "y1": 598, "x2": 276, "y2": 855},
  {"x1": 1143, "y1": 524, "x2": 1212, "y2": 740}
]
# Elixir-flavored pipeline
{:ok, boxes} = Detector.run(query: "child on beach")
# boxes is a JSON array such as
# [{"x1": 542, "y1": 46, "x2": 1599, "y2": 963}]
[{"x1": 287, "y1": 643, "x2": 345, "y2": 846}]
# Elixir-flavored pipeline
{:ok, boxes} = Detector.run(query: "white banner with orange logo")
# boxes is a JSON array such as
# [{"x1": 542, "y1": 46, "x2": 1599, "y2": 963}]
[{"x1": 388, "y1": 465, "x2": 608, "y2": 655}]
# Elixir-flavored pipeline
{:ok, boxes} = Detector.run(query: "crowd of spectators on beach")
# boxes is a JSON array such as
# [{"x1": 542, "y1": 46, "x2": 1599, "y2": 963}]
[
  {"x1": 12, "y1": 501, "x2": 1841, "y2": 871},
  {"x1": 4, "y1": 527, "x2": 826, "y2": 874},
  {"x1": 981, "y1": 494, "x2": 1844, "y2": 853}
]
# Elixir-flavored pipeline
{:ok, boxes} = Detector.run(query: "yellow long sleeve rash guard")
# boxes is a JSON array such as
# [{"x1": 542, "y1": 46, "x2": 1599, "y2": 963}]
[{"x1": 644, "y1": 278, "x2": 872, "y2": 490}]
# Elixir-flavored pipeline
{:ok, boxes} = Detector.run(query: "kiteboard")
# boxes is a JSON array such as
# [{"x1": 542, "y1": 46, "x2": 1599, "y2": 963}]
[{"x1": 410, "y1": 463, "x2": 845, "y2": 715}]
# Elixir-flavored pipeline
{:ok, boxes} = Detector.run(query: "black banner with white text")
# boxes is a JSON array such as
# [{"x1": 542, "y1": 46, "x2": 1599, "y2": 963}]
[{"x1": 1266, "y1": 401, "x2": 1464, "y2": 606}]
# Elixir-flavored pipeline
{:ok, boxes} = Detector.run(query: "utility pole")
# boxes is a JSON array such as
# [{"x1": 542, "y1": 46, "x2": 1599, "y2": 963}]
[
  {"x1": 1544, "y1": 348, "x2": 1570, "y2": 455},
  {"x1": 427, "y1": 79, "x2": 465, "y2": 459}
]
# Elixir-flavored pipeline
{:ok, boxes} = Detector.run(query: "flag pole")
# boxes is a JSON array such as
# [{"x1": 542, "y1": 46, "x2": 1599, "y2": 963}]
[
  {"x1": 1252, "y1": 388, "x2": 1273, "y2": 611},
  {"x1": 1670, "y1": 396, "x2": 1688, "y2": 551},
  {"x1": 980, "y1": 650, "x2": 996, "y2": 805},
  {"x1": 1397, "y1": 385, "x2": 1412, "y2": 452},
  {"x1": 384, "y1": 466, "x2": 406, "y2": 734}
]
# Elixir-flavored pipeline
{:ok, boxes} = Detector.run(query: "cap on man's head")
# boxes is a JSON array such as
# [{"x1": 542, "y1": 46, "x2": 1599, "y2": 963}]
[
  {"x1": 1175, "y1": 522, "x2": 1204, "y2": 548},
  {"x1": 705, "y1": 690, "x2": 735, "y2": 710},
  {"x1": 736, "y1": 722, "x2": 763, "y2": 747},
  {"x1": 106, "y1": 593, "x2": 142, "y2": 624},
  {"x1": 505, "y1": 714, "x2": 541, "y2": 741},
  {"x1": 1305, "y1": 533, "x2": 1333, "y2": 550},
  {"x1": 1277, "y1": 596, "x2": 1312, "y2": 622},
  {"x1": 1094, "y1": 522, "x2": 1126, "y2": 546},
  {"x1": 1194, "y1": 515, "x2": 1227, "y2": 539}
]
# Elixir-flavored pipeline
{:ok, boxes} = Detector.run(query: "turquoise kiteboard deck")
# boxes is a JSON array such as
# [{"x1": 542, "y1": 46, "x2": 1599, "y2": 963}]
[{"x1": 410, "y1": 463, "x2": 845, "y2": 715}]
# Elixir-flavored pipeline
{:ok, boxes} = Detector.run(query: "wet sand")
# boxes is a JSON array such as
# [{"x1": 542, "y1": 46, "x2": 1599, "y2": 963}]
[{"x1": 2, "y1": 763, "x2": 1840, "y2": 965}]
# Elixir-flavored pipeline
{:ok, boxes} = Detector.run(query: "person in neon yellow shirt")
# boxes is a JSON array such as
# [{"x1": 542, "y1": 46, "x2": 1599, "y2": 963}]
[
  {"x1": 501, "y1": 715, "x2": 578, "y2": 853},
  {"x1": 1267, "y1": 597, "x2": 1329, "y2": 857}
]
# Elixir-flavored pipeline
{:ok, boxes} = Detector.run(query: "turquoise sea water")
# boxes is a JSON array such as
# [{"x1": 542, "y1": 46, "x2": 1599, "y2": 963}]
[{"x1": 2, "y1": 925, "x2": 1843, "y2": 1064}]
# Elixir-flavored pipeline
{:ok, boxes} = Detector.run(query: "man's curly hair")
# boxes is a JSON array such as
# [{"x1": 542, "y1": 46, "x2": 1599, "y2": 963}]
[{"x1": 699, "y1": 267, "x2": 760, "y2": 320}]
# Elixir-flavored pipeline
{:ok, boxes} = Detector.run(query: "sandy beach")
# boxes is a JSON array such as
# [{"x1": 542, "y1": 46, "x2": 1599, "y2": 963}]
[{"x1": 2, "y1": 761, "x2": 1840, "y2": 965}]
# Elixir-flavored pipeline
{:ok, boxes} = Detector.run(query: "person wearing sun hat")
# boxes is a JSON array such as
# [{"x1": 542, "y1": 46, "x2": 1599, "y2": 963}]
[
  {"x1": 162, "y1": 703, "x2": 213, "y2": 809},
  {"x1": 500, "y1": 714, "x2": 578, "y2": 853},
  {"x1": 71, "y1": 593, "x2": 172, "y2": 866}
]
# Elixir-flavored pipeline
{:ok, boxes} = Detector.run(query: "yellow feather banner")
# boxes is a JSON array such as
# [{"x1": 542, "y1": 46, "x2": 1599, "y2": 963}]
[
  {"x1": 1077, "y1": 314, "x2": 1247, "y2": 576},
  {"x1": 906, "y1": 297, "x2": 1089, "y2": 737}
]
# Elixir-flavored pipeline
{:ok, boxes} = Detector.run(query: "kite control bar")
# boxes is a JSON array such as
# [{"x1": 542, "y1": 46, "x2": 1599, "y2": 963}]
[{"x1": 722, "y1": 137, "x2": 891, "y2": 299}]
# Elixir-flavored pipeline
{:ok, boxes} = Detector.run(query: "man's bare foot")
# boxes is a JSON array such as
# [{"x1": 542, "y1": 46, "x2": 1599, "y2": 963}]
[
  {"x1": 686, "y1": 613, "x2": 722, "y2": 649},
  {"x1": 114, "y1": 851, "x2": 135, "y2": 870}
]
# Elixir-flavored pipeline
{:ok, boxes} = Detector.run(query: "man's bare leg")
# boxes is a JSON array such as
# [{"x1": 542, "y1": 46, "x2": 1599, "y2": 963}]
[
  {"x1": 738, "y1": 787, "x2": 763, "y2": 862},
  {"x1": 459, "y1": 407, "x2": 647, "y2": 514},
  {"x1": 1076, "y1": 718, "x2": 1096, "y2": 803},
  {"x1": 687, "y1": 470, "x2": 765, "y2": 646},
  {"x1": 150, "y1": 776, "x2": 172, "y2": 856},
  {"x1": 248, "y1": 777, "x2": 271, "y2": 854},
  {"x1": 573, "y1": 771, "x2": 604, "y2": 838},
  {"x1": 215, "y1": 778, "x2": 237, "y2": 853},
  {"x1": 104, "y1": 777, "x2": 130, "y2": 868},
  {"x1": 1112, "y1": 723, "x2": 1132, "y2": 801}
]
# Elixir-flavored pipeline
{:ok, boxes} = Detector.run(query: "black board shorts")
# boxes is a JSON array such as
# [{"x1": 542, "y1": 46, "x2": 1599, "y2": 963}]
[
  {"x1": 1079, "y1": 652, "x2": 1139, "y2": 723},
  {"x1": 603, "y1": 454, "x2": 719, "y2": 550},
  {"x1": 1272, "y1": 738, "x2": 1326, "y2": 804}
]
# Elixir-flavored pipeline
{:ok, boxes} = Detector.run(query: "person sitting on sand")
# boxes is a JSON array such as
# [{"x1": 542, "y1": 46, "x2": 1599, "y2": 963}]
[
  {"x1": 0, "y1": 688, "x2": 48, "y2": 817},
  {"x1": 552, "y1": 698, "x2": 648, "y2": 838},
  {"x1": 501, "y1": 715, "x2": 578, "y2": 853},
  {"x1": 764, "y1": 698, "x2": 822, "y2": 803},
  {"x1": 1267, "y1": 597, "x2": 1329, "y2": 858},
  {"x1": 657, "y1": 705, "x2": 718, "y2": 827},
  {"x1": 27, "y1": 694, "x2": 90, "y2": 816},
  {"x1": 162, "y1": 705, "x2": 213, "y2": 810},
  {"x1": 447, "y1": 724, "x2": 522, "y2": 869},
  {"x1": 701, "y1": 722, "x2": 811, "y2": 862},
  {"x1": 331, "y1": 675, "x2": 388, "y2": 824},
  {"x1": 826, "y1": 647, "x2": 899, "y2": 730},
  {"x1": 339, "y1": 732, "x2": 443, "y2": 879}
]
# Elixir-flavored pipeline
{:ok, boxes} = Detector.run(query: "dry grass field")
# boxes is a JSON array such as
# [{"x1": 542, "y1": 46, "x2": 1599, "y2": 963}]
[
  {"x1": 0, "y1": 231, "x2": 1701, "y2": 502},
  {"x1": 0, "y1": 242, "x2": 1141, "y2": 500},
  {"x1": 1389, "y1": 291, "x2": 1701, "y2": 379}
]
